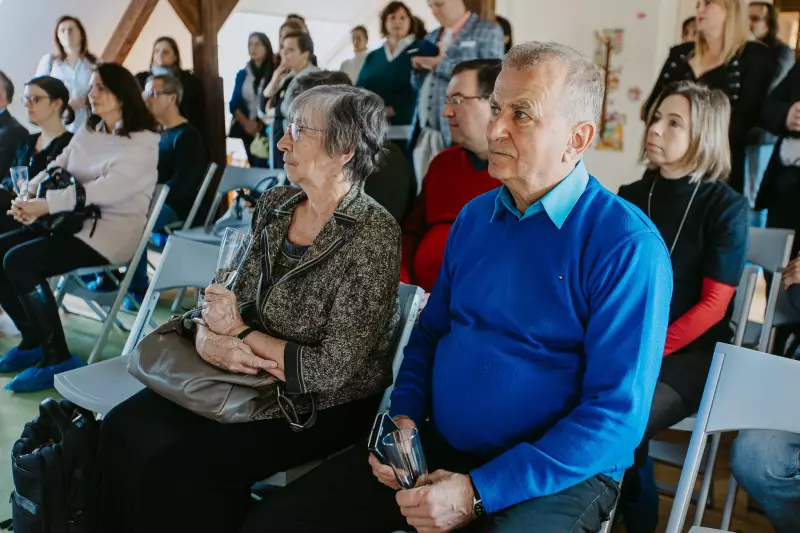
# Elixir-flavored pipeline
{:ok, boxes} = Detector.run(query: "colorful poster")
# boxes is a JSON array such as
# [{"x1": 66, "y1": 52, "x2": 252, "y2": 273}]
[{"x1": 595, "y1": 29, "x2": 626, "y2": 152}]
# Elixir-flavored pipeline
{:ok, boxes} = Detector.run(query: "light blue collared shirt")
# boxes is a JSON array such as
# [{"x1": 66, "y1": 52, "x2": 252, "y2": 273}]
[{"x1": 491, "y1": 160, "x2": 590, "y2": 228}]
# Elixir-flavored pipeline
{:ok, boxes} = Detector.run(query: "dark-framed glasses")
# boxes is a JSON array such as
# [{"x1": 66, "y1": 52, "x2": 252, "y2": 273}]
[
  {"x1": 21, "y1": 95, "x2": 52, "y2": 106},
  {"x1": 287, "y1": 122, "x2": 324, "y2": 142}
]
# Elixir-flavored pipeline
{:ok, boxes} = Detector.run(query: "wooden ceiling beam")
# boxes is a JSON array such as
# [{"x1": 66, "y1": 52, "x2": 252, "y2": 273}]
[
  {"x1": 101, "y1": 0, "x2": 160, "y2": 63},
  {"x1": 168, "y1": 0, "x2": 237, "y2": 36},
  {"x1": 168, "y1": 0, "x2": 201, "y2": 35},
  {"x1": 215, "y1": 0, "x2": 239, "y2": 30}
]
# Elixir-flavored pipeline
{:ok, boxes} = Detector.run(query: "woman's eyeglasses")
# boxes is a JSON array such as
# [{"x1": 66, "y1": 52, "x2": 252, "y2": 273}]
[
  {"x1": 21, "y1": 95, "x2": 52, "y2": 106},
  {"x1": 286, "y1": 122, "x2": 324, "y2": 142}
]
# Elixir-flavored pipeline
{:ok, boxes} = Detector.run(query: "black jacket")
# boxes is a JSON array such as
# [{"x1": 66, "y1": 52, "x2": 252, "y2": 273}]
[
  {"x1": 755, "y1": 58, "x2": 800, "y2": 212},
  {"x1": 644, "y1": 42, "x2": 774, "y2": 193},
  {"x1": 765, "y1": 37, "x2": 795, "y2": 90},
  {"x1": 0, "y1": 110, "x2": 29, "y2": 180}
]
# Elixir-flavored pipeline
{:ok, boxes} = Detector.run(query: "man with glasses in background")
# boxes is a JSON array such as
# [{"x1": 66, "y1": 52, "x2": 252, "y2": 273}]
[
  {"x1": 126, "y1": 74, "x2": 206, "y2": 304},
  {"x1": 401, "y1": 59, "x2": 501, "y2": 299}
]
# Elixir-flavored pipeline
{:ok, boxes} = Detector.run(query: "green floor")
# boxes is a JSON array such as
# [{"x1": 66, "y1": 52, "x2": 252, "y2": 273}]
[{"x1": 0, "y1": 296, "x2": 179, "y2": 524}]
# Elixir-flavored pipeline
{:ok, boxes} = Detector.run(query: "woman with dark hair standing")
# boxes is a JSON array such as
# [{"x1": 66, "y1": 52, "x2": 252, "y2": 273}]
[
  {"x1": 0, "y1": 76, "x2": 75, "y2": 235},
  {"x1": 229, "y1": 32, "x2": 274, "y2": 168},
  {"x1": 35, "y1": 15, "x2": 97, "y2": 132},
  {"x1": 135, "y1": 37, "x2": 206, "y2": 133},
  {"x1": 0, "y1": 63, "x2": 159, "y2": 392},
  {"x1": 357, "y1": 2, "x2": 421, "y2": 130},
  {"x1": 264, "y1": 32, "x2": 318, "y2": 169}
]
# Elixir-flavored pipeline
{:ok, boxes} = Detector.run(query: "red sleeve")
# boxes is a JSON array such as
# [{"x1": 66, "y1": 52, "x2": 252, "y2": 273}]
[
  {"x1": 400, "y1": 186, "x2": 427, "y2": 284},
  {"x1": 663, "y1": 277, "x2": 737, "y2": 357}
]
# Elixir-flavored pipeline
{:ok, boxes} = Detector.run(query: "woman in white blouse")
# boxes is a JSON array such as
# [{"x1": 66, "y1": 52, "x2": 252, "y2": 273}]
[{"x1": 35, "y1": 16, "x2": 97, "y2": 132}]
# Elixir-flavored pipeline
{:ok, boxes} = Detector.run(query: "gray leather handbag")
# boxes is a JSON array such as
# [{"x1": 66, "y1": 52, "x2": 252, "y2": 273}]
[{"x1": 127, "y1": 313, "x2": 279, "y2": 424}]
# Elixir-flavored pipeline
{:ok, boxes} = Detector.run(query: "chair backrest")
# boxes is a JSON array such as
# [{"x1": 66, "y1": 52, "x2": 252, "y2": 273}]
[
  {"x1": 664, "y1": 343, "x2": 800, "y2": 533},
  {"x1": 378, "y1": 283, "x2": 424, "y2": 414},
  {"x1": 182, "y1": 162, "x2": 218, "y2": 230},
  {"x1": 746, "y1": 227, "x2": 794, "y2": 273},
  {"x1": 731, "y1": 265, "x2": 760, "y2": 346},
  {"x1": 203, "y1": 166, "x2": 287, "y2": 231},
  {"x1": 747, "y1": 228, "x2": 795, "y2": 349},
  {"x1": 771, "y1": 285, "x2": 800, "y2": 329},
  {"x1": 122, "y1": 235, "x2": 219, "y2": 354}
]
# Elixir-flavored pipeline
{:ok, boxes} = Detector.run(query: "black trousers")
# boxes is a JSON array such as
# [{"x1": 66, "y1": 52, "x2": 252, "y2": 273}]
[
  {"x1": 240, "y1": 421, "x2": 620, "y2": 533},
  {"x1": 0, "y1": 227, "x2": 107, "y2": 346},
  {"x1": 95, "y1": 388, "x2": 382, "y2": 533}
]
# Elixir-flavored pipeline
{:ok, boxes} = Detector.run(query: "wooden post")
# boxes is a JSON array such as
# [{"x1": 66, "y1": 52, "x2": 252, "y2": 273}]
[
  {"x1": 193, "y1": 0, "x2": 227, "y2": 174},
  {"x1": 102, "y1": 0, "x2": 160, "y2": 63},
  {"x1": 169, "y1": 0, "x2": 239, "y2": 196}
]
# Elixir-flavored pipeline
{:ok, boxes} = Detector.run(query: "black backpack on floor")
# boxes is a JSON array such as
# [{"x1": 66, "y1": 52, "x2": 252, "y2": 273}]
[{"x1": 2, "y1": 398, "x2": 99, "y2": 533}]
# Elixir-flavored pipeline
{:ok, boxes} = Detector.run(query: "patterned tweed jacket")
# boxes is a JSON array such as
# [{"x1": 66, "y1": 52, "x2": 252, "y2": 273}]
[{"x1": 234, "y1": 185, "x2": 401, "y2": 420}]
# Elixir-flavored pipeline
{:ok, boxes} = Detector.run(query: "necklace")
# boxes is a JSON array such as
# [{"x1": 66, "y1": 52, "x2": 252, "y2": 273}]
[{"x1": 647, "y1": 176, "x2": 701, "y2": 256}]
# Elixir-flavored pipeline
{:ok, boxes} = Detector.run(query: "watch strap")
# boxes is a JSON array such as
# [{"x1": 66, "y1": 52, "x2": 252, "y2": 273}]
[{"x1": 237, "y1": 327, "x2": 256, "y2": 341}]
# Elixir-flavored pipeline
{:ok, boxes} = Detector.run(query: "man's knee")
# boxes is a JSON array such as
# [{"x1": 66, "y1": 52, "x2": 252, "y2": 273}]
[{"x1": 732, "y1": 430, "x2": 800, "y2": 493}]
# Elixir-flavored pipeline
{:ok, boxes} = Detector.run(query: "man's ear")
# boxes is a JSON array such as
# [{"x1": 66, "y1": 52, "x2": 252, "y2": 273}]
[{"x1": 563, "y1": 121, "x2": 596, "y2": 163}]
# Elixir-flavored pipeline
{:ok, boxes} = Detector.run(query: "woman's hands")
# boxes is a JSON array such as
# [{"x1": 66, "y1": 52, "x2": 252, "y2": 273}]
[
  {"x1": 8, "y1": 198, "x2": 49, "y2": 225},
  {"x1": 194, "y1": 319, "x2": 276, "y2": 375},
  {"x1": 201, "y1": 284, "x2": 247, "y2": 336}
]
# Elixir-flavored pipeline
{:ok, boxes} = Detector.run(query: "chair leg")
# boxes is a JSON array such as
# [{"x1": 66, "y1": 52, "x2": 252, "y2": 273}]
[
  {"x1": 88, "y1": 290, "x2": 128, "y2": 364},
  {"x1": 171, "y1": 287, "x2": 187, "y2": 314},
  {"x1": 693, "y1": 432, "x2": 722, "y2": 526},
  {"x1": 720, "y1": 475, "x2": 738, "y2": 530}
]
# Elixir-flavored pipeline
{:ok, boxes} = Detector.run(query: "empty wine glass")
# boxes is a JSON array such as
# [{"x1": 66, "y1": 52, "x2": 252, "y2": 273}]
[
  {"x1": 383, "y1": 428, "x2": 428, "y2": 489},
  {"x1": 10, "y1": 166, "x2": 29, "y2": 199},
  {"x1": 215, "y1": 228, "x2": 250, "y2": 289}
]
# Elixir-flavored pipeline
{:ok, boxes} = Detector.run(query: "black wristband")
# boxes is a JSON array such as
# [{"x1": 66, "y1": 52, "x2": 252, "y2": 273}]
[{"x1": 237, "y1": 327, "x2": 256, "y2": 341}]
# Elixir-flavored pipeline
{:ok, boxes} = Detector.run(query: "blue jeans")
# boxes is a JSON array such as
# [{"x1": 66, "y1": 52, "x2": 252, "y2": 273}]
[
  {"x1": 731, "y1": 430, "x2": 800, "y2": 533},
  {"x1": 129, "y1": 204, "x2": 180, "y2": 294}
]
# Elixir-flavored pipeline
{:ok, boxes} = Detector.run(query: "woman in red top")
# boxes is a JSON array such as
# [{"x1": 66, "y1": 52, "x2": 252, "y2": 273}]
[{"x1": 618, "y1": 81, "x2": 749, "y2": 531}]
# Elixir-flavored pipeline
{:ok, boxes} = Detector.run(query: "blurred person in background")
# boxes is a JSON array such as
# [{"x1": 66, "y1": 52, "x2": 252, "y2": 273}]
[{"x1": 340, "y1": 25, "x2": 370, "y2": 83}]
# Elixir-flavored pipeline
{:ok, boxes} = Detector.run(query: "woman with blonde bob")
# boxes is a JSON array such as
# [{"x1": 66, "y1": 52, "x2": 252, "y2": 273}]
[
  {"x1": 618, "y1": 81, "x2": 750, "y2": 532},
  {"x1": 643, "y1": 0, "x2": 773, "y2": 194}
]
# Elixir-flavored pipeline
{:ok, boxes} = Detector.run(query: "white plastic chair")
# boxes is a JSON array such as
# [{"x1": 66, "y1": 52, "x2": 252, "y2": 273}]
[
  {"x1": 172, "y1": 166, "x2": 286, "y2": 245},
  {"x1": 664, "y1": 343, "x2": 800, "y2": 533},
  {"x1": 742, "y1": 227, "x2": 794, "y2": 350},
  {"x1": 163, "y1": 162, "x2": 218, "y2": 233},
  {"x1": 54, "y1": 235, "x2": 219, "y2": 415},
  {"x1": 53, "y1": 184, "x2": 169, "y2": 364},
  {"x1": 261, "y1": 283, "x2": 424, "y2": 487},
  {"x1": 649, "y1": 264, "x2": 760, "y2": 526}
]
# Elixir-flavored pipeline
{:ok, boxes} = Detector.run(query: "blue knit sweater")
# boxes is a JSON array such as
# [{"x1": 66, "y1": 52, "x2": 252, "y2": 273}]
[{"x1": 390, "y1": 162, "x2": 673, "y2": 514}]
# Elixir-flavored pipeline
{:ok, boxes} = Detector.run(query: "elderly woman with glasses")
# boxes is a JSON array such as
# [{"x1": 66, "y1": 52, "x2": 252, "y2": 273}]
[{"x1": 94, "y1": 84, "x2": 401, "y2": 533}]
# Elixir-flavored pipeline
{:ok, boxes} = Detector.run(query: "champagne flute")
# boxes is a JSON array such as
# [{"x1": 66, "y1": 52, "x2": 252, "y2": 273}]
[
  {"x1": 10, "y1": 166, "x2": 29, "y2": 199},
  {"x1": 215, "y1": 228, "x2": 250, "y2": 289},
  {"x1": 383, "y1": 428, "x2": 428, "y2": 489}
]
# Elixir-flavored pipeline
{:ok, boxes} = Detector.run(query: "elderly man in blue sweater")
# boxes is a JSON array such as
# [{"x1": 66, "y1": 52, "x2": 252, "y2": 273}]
[{"x1": 239, "y1": 41, "x2": 672, "y2": 533}]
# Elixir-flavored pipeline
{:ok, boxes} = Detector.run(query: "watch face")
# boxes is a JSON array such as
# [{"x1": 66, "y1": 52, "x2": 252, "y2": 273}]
[{"x1": 473, "y1": 499, "x2": 486, "y2": 517}]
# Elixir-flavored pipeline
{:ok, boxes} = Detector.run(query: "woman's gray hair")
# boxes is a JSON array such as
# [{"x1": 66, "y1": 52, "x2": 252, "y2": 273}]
[
  {"x1": 503, "y1": 41, "x2": 604, "y2": 125},
  {"x1": 288, "y1": 85, "x2": 388, "y2": 185}
]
